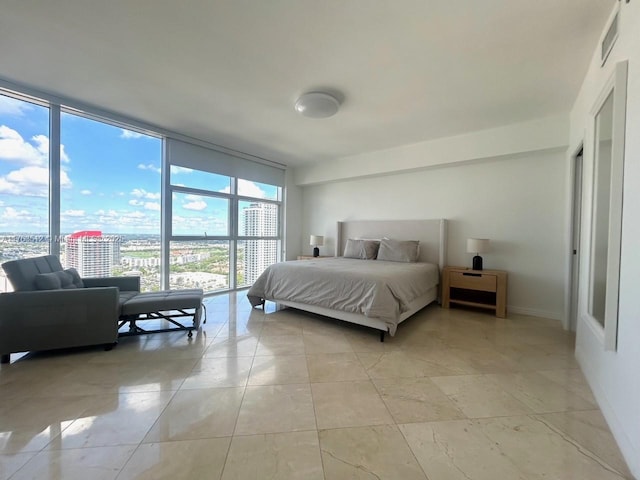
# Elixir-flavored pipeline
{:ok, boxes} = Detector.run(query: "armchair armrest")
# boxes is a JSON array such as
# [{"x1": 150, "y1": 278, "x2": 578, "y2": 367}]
[{"x1": 83, "y1": 276, "x2": 140, "y2": 292}]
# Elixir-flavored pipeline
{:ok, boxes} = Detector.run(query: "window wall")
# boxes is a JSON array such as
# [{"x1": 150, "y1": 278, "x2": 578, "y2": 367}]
[
  {"x1": 0, "y1": 94, "x2": 50, "y2": 292},
  {"x1": 60, "y1": 112, "x2": 162, "y2": 290},
  {"x1": 0, "y1": 87, "x2": 284, "y2": 295},
  {"x1": 168, "y1": 166, "x2": 281, "y2": 292}
]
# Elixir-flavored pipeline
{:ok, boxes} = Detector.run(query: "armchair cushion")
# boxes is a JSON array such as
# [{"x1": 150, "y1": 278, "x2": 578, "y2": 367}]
[
  {"x1": 34, "y1": 268, "x2": 84, "y2": 290},
  {"x1": 66, "y1": 268, "x2": 85, "y2": 288},
  {"x1": 35, "y1": 272, "x2": 64, "y2": 290}
]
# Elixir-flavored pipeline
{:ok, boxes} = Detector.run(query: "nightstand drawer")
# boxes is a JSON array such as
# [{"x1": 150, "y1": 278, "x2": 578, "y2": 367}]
[{"x1": 449, "y1": 271, "x2": 496, "y2": 291}]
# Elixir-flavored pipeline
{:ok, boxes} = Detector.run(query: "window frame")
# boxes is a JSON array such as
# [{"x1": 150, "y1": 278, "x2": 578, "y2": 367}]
[
  {"x1": 584, "y1": 60, "x2": 627, "y2": 351},
  {"x1": 166, "y1": 166, "x2": 282, "y2": 293}
]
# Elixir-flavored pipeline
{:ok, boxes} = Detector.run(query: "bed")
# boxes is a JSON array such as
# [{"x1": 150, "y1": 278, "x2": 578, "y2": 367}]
[{"x1": 247, "y1": 218, "x2": 448, "y2": 340}]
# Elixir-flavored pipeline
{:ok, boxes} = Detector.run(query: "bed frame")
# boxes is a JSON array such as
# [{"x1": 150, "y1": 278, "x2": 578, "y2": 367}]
[{"x1": 274, "y1": 218, "x2": 448, "y2": 341}]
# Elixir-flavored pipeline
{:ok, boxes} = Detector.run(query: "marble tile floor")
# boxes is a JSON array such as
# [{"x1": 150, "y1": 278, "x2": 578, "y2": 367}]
[{"x1": 0, "y1": 293, "x2": 633, "y2": 479}]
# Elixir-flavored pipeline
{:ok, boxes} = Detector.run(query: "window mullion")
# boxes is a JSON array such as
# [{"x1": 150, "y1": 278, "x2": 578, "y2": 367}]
[{"x1": 49, "y1": 104, "x2": 61, "y2": 257}]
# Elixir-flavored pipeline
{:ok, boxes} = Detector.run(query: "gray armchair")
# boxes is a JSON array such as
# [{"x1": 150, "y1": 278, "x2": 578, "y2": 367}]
[{"x1": 0, "y1": 255, "x2": 140, "y2": 363}]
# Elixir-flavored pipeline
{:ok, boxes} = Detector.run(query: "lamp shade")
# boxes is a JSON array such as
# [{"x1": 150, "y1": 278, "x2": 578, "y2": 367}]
[
  {"x1": 310, "y1": 235, "x2": 324, "y2": 246},
  {"x1": 467, "y1": 238, "x2": 490, "y2": 254}
]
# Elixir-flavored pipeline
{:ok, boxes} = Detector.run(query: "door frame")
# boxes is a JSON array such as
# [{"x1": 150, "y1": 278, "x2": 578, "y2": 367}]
[{"x1": 569, "y1": 147, "x2": 583, "y2": 332}]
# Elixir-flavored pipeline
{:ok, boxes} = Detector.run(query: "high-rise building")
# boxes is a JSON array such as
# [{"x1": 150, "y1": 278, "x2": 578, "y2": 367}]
[
  {"x1": 65, "y1": 230, "x2": 121, "y2": 277},
  {"x1": 243, "y1": 203, "x2": 278, "y2": 285}
]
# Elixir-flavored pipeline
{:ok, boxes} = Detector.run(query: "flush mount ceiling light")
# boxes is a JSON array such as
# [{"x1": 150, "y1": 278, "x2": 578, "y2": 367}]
[{"x1": 294, "y1": 92, "x2": 340, "y2": 118}]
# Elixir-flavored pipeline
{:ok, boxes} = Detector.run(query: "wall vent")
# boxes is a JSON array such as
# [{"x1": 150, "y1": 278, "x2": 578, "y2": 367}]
[{"x1": 601, "y1": 11, "x2": 619, "y2": 66}]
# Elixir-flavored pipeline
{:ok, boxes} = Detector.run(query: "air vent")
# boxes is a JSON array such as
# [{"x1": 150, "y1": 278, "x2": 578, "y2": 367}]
[{"x1": 601, "y1": 12, "x2": 619, "y2": 66}]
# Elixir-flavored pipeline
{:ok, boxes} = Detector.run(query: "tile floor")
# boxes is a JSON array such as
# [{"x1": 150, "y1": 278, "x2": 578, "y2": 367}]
[{"x1": 0, "y1": 293, "x2": 633, "y2": 479}]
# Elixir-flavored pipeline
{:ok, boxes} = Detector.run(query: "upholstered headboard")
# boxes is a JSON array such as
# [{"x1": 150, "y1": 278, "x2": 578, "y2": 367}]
[{"x1": 336, "y1": 219, "x2": 448, "y2": 270}]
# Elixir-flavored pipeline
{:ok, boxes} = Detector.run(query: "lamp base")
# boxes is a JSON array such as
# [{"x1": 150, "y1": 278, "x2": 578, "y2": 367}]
[
  {"x1": 313, "y1": 247, "x2": 320, "y2": 257},
  {"x1": 472, "y1": 255, "x2": 483, "y2": 271}
]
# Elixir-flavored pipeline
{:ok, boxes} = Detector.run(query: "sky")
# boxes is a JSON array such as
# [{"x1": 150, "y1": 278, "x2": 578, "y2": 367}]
[{"x1": 0, "y1": 94, "x2": 277, "y2": 235}]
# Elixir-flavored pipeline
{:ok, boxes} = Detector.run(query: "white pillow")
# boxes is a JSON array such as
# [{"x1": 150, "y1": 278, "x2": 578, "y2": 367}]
[
  {"x1": 376, "y1": 239, "x2": 420, "y2": 262},
  {"x1": 344, "y1": 239, "x2": 380, "y2": 260}
]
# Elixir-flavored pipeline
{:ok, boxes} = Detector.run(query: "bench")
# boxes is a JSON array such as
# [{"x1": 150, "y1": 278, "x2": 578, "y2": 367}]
[{"x1": 118, "y1": 289, "x2": 205, "y2": 338}]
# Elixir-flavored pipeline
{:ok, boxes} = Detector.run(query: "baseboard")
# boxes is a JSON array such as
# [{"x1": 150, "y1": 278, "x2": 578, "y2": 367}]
[
  {"x1": 575, "y1": 344, "x2": 639, "y2": 478},
  {"x1": 507, "y1": 305, "x2": 563, "y2": 321}
]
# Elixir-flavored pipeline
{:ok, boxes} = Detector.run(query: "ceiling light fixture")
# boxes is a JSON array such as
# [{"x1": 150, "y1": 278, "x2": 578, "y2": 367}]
[{"x1": 295, "y1": 92, "x2": 340, "y2": 118}]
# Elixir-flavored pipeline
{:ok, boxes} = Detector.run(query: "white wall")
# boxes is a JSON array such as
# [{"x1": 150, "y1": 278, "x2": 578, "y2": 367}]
[
  {"x1": 283, "y1": 168, "x2": 303, "y2": 261},
  {"x1": 295, "y1": 114, "x2": 568, "y2": 186},
  {"x1": 299, "y1": 149, "x2": 567, "y2": 319},
  {"x1": 570, "y1": 2, "x2": 640, "y2": 476}
]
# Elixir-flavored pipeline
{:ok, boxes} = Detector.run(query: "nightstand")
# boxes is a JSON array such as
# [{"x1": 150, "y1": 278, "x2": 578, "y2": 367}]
[
  {"x1": 442, "y1": 266, "x2": 507, "y2": 318},
  {"x1": 297, "y1": 255, "x2": 331, "y2": 260}
]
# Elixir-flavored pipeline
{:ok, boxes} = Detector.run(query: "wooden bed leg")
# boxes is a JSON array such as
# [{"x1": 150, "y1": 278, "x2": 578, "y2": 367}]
[{"x1": 380, "y1": 331, "x2": 385, "y2": 342}]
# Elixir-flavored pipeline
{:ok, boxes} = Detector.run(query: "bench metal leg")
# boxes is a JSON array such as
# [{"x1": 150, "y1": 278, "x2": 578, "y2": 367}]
[{"x1": 118, "y1": 308, "x2": 201, "y2": 338}]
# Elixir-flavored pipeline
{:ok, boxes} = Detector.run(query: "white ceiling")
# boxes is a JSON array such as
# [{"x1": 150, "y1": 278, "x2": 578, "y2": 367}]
[{"x1": 0, "y1": 0, "x2": 614, "y2": 167}]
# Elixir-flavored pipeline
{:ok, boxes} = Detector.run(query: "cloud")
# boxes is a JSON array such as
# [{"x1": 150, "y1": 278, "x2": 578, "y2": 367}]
[
  {"x1": 80, "y1": 189, "x2": 92, "y2": 195},
  {"x1": 129, "y1": 198, "x2": 160, "y2": 212},
  {"x1": 62, "y1": 209, "x2": 85, "y2": 217},
  {"x1": 130, "y1": 188, "x2": 160, "y2": 200},
  {"x1": 1, "y1": 206, "x2": 30, "y2": 219},
  {"x1": 138, "y1": 163, "x2": 161, "y2": 174},
  {"x1": 238, "y1": 179, "x2": 268, "y2": 198},
  {"x1": 89, "y1": 209, "x2": 159, "y2": 231},
  {"x1": 219, "y1": 179, "x2": 268, "y2": 199},
  {"x1": 124, "y1": 211, "x2": 146, "y2": 219},
  {"x1": 171, "y1": 214, "x2": 228, "y2": 235},
  {"x1": 0, "y1": 97, "x2": 34, "y2": 116},
  {"x1": 170, "y1": 165, "x2": 193, "y2": 175},
  {"x1": 120, "y1": 129, "x2": 144, "y2": 139},
  {"x1": 0, "y1": 126, "x2": 70, "y2": 166},
  {"x1": 0, "y1": 166, "x2": 72, "y2": 197},
  {"x1": 0, "y1": 126, "x2": 48, "y2": 166},
  {"x1": 0, "y1": 206, "x2": 45, "y2": 230},
  {"x1": 183, "y1": 200, "x2": 207, "y2": 211}
]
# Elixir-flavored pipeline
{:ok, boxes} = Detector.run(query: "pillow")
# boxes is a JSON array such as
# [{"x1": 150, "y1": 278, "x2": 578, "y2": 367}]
[
  {"x1": 34, "y1": 269, "x2": 84, "y2": 290},
  {"x1": 55, "y1": 270, "x2": 75, "y2": 289},
  {"x1": 376, "y1": 239, "x2": 420, "y2": 263},
  {"x1": 35, "y1": 272, "x2": 62, "y2": 290},
  {"x1": 64, "y1": 268, "x2": 84, "y2": 288},
  {"x1": 344, "y1": 239, "x2": 380, "y2": 260}
]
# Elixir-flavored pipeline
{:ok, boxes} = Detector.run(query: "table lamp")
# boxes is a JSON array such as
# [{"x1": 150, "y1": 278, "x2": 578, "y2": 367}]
[
  {"x1": 467, "y1": 238, "x2": 490, "y2": 270},
  {"x1": 310, "y1": 235, "x2": 324, "y2": 257}
]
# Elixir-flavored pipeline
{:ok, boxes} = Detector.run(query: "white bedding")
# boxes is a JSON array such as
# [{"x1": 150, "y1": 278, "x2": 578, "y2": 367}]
[{"x1": 247, "y1": 257, "x2": 439, "y2": 335}]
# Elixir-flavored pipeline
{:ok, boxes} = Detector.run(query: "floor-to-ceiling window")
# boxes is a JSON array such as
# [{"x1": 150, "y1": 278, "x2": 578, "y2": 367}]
[
  {"x1": 0, "y1": 94, "x2": 50, "y2": 292},
  {"x1": 165, "y1": 138, "x2": 285, "y2": 293},
  {"x1": 169, "y1": 167, "x2": 232, "y2": 291},
  {"x1": 59, "y1": 112, "x2": 161, "y2": 290},
  {"x1": 168, "y1": 168, "x2": 282, "y2": 292},
  {"x1": 237, "y1": 180, "x2": 281, "y2": 288}
]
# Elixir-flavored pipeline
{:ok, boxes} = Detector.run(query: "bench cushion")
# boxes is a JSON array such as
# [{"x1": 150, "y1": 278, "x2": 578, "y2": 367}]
[
  {"x1": 120, "y1": 289, "x2": 203, "y2": 317},
  {"x1": 118, "y1": 291, "x2": 140, "y2": 315}
]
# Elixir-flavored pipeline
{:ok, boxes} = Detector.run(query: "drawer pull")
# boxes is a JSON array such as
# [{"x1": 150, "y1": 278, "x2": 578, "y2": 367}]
[{"x1": 463, "y1": 272, "x2": 482, "y2": 277}]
